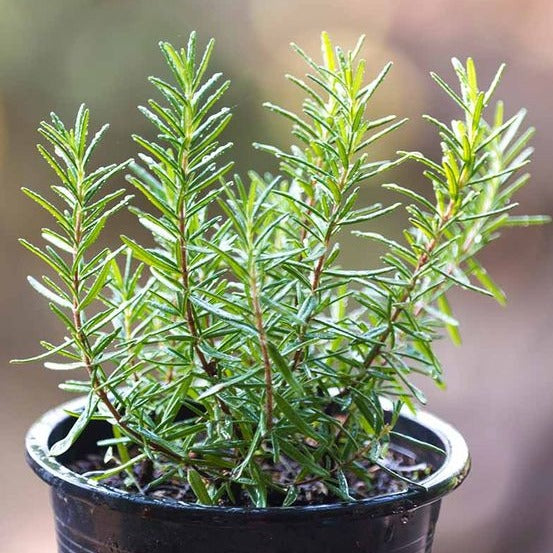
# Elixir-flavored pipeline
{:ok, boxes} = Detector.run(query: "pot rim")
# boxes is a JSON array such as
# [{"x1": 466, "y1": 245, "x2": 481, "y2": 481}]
[{"x1": 26, "y1": 396, "x2": 470, "y2": 521}]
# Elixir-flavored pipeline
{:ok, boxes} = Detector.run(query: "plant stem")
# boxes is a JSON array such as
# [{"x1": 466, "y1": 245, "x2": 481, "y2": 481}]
[
  {"x1": 178, "y1": 201, "x2": 215, "y2": 378},
  {"x1": 359, "y1": 200, "x2": 456, "y2": 377},
  {"x1": 291, "y1": 169, "x2": 348, "y2": 372},
  {"x1": 71, "y1": 174, "x2": 188, "y2": 466},
  {"x1": 249, "y1": 262, "x2": 273, "y2": 431}
]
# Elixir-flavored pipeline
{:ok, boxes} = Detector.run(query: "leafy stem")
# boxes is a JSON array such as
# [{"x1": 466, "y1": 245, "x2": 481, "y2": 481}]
[
  {"x1": 249, "y1": 251, "x2": 274, "y2": 431},
  {"x1": 361, "y1": 198, "x2": 456, "y2": 373}
]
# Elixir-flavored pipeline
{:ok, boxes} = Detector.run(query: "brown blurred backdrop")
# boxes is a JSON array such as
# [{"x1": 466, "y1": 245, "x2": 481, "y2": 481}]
[{"x1": 1, "y1": 1, "x2": 552, "y2": 552}]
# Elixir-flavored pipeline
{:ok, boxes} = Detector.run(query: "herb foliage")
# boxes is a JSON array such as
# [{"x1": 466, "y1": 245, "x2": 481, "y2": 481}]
[{"x1": 14, "y1": 32, "x2": 548, "y2": 506}]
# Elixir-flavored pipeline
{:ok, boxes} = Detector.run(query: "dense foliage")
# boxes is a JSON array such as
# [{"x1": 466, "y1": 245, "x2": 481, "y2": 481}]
[{"x1": 14, "y1": 32, "x2": 548, "y2": 506}]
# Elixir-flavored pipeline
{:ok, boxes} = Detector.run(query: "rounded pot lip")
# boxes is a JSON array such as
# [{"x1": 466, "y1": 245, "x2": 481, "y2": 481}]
[{"x1": 26, "y1": 397, "x2": 470, "y2": 521}]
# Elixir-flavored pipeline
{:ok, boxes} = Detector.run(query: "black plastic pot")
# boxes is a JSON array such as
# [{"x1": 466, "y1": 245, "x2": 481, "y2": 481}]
[{"x1": 26, "y1": 398, "x2": 470, "y2": 553}]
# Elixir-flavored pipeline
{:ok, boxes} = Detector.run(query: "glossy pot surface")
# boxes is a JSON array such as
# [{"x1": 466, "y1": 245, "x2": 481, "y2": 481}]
[{"x1": 26, "y1": 398, "x2": 470, "y2": 553}]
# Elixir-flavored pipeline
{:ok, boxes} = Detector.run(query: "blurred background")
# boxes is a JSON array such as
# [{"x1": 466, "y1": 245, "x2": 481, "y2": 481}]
[{"x1": 1, "y1": 1, "x2": 552, "y2": 551}]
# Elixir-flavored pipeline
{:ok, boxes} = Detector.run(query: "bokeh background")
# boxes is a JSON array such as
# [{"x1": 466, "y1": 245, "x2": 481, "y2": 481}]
[{"x1": 1, "y1": 1, "x2": 552, "y2": 551}]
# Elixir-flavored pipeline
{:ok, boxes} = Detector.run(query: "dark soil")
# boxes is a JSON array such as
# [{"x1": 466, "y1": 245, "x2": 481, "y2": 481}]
[{"x1": 68, "y1": 445, "x2": 432, "y2": 507}]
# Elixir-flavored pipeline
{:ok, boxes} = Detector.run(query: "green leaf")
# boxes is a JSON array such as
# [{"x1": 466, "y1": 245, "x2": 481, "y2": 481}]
[
  {"x1": 358, "y1": 61, "x2": 393, "y2": 102},
  {"x1": 85, "y1": 454, "x2": 147, "y2": 481},
  {"x1": 83, "y1": 123, "x2": 110, "y2": 165},
  {"x1": 267, "y1": 342, "x2": 302, "y2": 396},
  {"x1": 283, "y1": 486, "x2": 298, "y2": 507},
  {"x1": 433, "y1": 267, "x2": 493, "y2": 297},
  {"x1": 78, "y1": 258, "x2": 112, "y2": 310},
  {"x1": 382, "y1": 183, "x2": 436, "y2": 213},
  {"x1": 503, "y1": 215, "x2": 551, "y2": 227},
  {"x1": 188, "y1": 468, "x2": 213, "y2": 505},
  {"x1": 232, "y1": 416, "x2": 265, "y2": 480},
  {"x1": 74, "y1": 103, "x2": 90, "y2": 157},
  {"x1": 19, "y1": 239, "x2": 70, "y2": 278},
  {"x1": 21, "y1": 188, "x2": 68, "y2": 226},
  {"x1": 436, "y1": 294, "x2": 461, "y2": 345},
  {"x1": 44, "y1": 361, "x2": 86, "y2": 371},
  {"x1": 196, "y1": 368, "x2": 262, "y2": 400},
  {"x1": 27, "y1": 276, "x2": 72, "y2": 308},
  {"x1": 194, "y1": 37, "x2": 215, "y2": 87},
  {"x1": 466, "y1": 258, "x2": 506, "y2": 306},
  {"x1": 484, "y1": 63, "x2": 506, "y2": 105},
  {"x1": 121, "y1": 236, "x2": 178, "y2": 274},
  {"x1": 36, "y1": 144, "x2": 72, "y2": 188},
  {"x1": 430, "y1": 71, "x2": 468, "y2": 110},
  {"x1": 338, "y1": 202, "x2": 401, "y2": 226},
  {"x1": 277, "y1": 439, "x2": 329, "y2": 478},
  {"x1": 135, "y1": 212, "x2": 178, "y2": 242},
  {"x1": 336, "y1": 469, "x2": 354, "y2": 500},
  {"x1": 189, "y1": 295, "x2": 243, "y2": 323},
  {"x1": 320, "y1": 31, "x2": 336, "y2": 71},
  {"x1": 126, "y1": 175, "x2": 174, "y2": 219},
  {"x1": 49, "y1": 395, "x2": 99, "y2": 456},
  {"x1": 274, "y1": 393, "x2": 321, "y2": 442},
  {"x1": 10, "y1": 336, "x2": 77, "y2": 364}
]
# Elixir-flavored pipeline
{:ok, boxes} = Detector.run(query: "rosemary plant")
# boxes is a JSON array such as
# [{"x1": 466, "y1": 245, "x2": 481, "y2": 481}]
[{"x1": 15, "y1": 32, "x2": 548, "y2": 506}]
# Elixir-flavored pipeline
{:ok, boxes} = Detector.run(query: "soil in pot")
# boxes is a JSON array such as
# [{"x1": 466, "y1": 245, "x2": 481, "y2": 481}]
[{"x1": 68, "y1": 445, "x2": 433, "y2": 506}]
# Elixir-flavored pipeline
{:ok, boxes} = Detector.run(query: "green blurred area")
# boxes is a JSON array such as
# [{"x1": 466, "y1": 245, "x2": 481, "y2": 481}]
[{"x1": 1, "y1": 2, "x2": 552, "y2": 552}]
